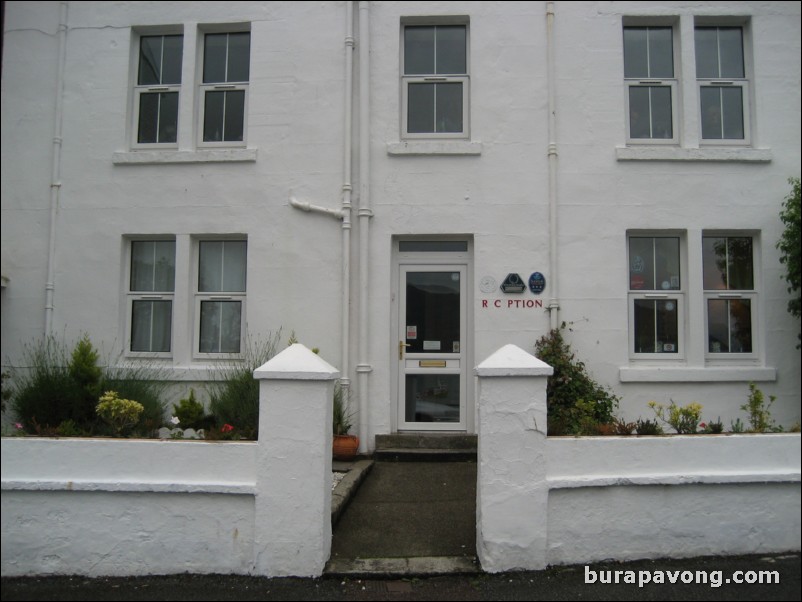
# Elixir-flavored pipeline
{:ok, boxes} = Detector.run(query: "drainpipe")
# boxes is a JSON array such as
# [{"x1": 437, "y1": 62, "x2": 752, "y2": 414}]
[
  {"x1": 546, "y1": 1, "x2": 560, "y2": 330},
  {"x1": 45, "y1": 1, "x2": 69, "y2": 335},
  {"x1": 356, "y1": 0, "x2": 372, "y2": 453},
  {"x1": 341, "y1": 1, "x2": 355, "y2": 401}
]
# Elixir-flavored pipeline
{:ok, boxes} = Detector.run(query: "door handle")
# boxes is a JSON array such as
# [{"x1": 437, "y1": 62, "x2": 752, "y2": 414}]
[{"x1": 399, "y1": 341, "x2": 411, "y2": 360}]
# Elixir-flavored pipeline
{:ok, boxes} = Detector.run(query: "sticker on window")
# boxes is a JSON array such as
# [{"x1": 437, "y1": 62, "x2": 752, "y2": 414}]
[{"x1": 423, "y1": 340, "x2": 441, "y2": 351}]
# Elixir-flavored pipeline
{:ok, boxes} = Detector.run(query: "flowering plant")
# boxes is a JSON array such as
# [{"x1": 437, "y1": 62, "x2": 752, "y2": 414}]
[
  {"x1": 648, "y1": 400, "x2": 703, "y2": 434},
  {"x1": 96, "y1": 391, "x2": 144, "y2": 434}
]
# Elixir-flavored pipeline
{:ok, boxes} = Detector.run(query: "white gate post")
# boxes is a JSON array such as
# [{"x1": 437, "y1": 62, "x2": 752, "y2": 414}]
[
  {"x1": 253, "y1": 343, "x2": 339, "y2": 577},
  {"x1": 475, "y1": 344, "x2": 553, "y2": 572}
]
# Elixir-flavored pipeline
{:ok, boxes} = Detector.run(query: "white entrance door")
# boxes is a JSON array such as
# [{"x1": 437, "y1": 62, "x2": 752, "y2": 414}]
[{"x1": 398, "y1": 264, "x2": 467, "y2": 431}]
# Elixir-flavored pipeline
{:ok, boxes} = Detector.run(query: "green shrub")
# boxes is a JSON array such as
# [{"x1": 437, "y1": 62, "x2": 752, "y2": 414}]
[
  {"x1": 635, "y1": 418, "x2": 664, "y2": 435},
  {"x1": 741, "y1": 382, "x2": 777, "y2": 433},
  {"x1": 96, "y1": 391, "x2": 144, "y2": 435},
  {"x1": 208, "y1": 331, "x2": 283, "y2": 439},
  {"x1": 9, "y1": 335, "x2": 167, "y2": 436},
  {"x1": 10, "y1": 336, "x2": 86, "y2": 431},
  {"x1": 648, "y1": 400, "x2": 703, "y2": 434},
  {"x1": 173, "y1": 388, "x2": 205, "y2": 429},
  {"x1": 777, "y1": 177, "x2": 800, "y2": 346},
  {"x1": 534, "y1": 323, "x2": 619, "y2": 435}
]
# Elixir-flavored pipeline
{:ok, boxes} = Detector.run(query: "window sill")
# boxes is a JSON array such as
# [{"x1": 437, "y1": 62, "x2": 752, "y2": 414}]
[
  {"x1": 387, "y1": 140, "x2": 483, "y2": 156},
  {"x1": 112, "y1": 148, "x2": 257, "y2": 165},
  {"x1": 615, "y1": 146, "x2": 772, "y2": 163},
  {"x1": 619, "y1": 366, "x2": 777, "y2": 383}
]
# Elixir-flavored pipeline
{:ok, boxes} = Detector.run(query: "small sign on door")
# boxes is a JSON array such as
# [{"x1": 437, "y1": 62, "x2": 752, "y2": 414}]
[{"x1": 407, "y1": 326, "x2": 417, "y2": 340}]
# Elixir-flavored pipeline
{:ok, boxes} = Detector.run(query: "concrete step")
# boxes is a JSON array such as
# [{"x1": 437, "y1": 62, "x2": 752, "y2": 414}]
[
  {"x1": 325, "y1": 555, "x2": 480, "y2": 577},
  {"x1": 374, "y1": 433, "x2": 477, "y2": 462}
]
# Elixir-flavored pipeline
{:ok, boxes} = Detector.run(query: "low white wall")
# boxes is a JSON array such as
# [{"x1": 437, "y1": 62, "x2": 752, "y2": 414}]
[
  {"x1": 476, "y1": 345, "x2": 802, "y2": 573},
  {"x1": 1, "y1": 438, "x2": 257, "y2": 577},
  {"x1": 546, "y1": 434, "x2": 802, "y2": 565}
]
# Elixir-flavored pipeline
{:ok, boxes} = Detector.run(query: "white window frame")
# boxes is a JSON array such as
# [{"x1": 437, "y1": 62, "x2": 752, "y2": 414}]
[
  {"x1": 401, "y1": 18, "x2": 470, "y2": 140},
  {"x1": 627, "y1": 232, "x2": 686, "y2": 360},
  {"x1": 126, "y1": 238, "x2": 176, "y2": 358},
  {"x1": 703, "y1": 232, "x2": 759, "y2": 361},
  {"x1": 193, "y1": 238, "x2": 247, "y2": 359},
  {"x1": 131, "y1": 29, "x2": 184, "y2": 150},
  {"x1": 623, "y1": 21, "x2": 680, "y2": 146},
  {"x1": 197, "y1": 27, "x2": 251, "y2": 149},
  {"x1": 695, "y1": 21, "x2": 752, "y2": 146}
]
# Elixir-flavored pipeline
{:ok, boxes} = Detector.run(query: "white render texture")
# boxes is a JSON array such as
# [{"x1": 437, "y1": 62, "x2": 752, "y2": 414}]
[{"x1": 476, "y1": 345, "x2": 801, "y2": 573}]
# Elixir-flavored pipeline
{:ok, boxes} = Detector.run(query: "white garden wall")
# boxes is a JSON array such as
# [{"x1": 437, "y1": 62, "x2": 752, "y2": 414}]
[{"x1": 476, "y1": 345, "x2": 802, "y2": 573}]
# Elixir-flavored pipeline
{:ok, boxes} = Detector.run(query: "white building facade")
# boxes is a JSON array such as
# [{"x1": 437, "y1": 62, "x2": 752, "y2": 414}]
[{"x1": 2, "y1": 1, "x2": 800, "y2": 449}]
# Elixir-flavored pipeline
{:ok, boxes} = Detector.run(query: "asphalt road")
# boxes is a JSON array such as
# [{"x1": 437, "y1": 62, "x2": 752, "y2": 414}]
[{"x1": 2, "y1": 553, "x2": 800, "y2": 601}]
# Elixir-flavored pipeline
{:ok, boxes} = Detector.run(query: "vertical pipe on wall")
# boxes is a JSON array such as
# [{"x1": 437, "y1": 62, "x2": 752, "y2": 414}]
[
  {"x1": 340, "y1": 2, "x2": 354, "y2": 401},
  {"x1": 356, "y1": 1, "x2": 373, "y2": 453},
  {"x1": 45, "y1": 1, "x2": 69, "y2": 334},
  {"x1": 546, "y1": 2, "x2": 560, "y2": 330}
]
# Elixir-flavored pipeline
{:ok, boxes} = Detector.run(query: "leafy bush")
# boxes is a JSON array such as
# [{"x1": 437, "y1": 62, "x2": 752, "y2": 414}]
[
  {"x1": 777, "y1": 177, "x2": 800, "y2": 346},
  {"x1": 96, "y1": 391, "x2": 144, "y2": 435},
  {"x1": 208, "y1": 331, "x2": 283, "y2": 439},
  {"x1": 635, "y1": 418, "x2": 664, "y2": 436},
  {"x1": 648, "y1": 400, "x2": 703, "y2": 434},
  {"x1": 534, "y1": 323, "x2": 619, "y2": 435},
  {"x1": 741, "y1": 382, "x2": 777, "y2": 433},
  {"x1": 172, "y1": 389, "x2": 206, "y2": 429},
  {"x1": 9, "y1": 335, "x2": 166, "y2": 436}
]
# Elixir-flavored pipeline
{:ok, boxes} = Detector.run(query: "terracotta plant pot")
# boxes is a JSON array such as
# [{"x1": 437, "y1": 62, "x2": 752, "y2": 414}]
[{"x1": 333, "y1": 434, "x2": 359, "y2": 461}]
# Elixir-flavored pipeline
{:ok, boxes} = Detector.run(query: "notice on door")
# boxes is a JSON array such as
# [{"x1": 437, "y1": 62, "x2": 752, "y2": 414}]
[
  {"x1": 406, "y1": 326, "x2": 417, "y2": 340},
  {"x1": 423, "y1": 340, "x2": 441, "y2": 351}
]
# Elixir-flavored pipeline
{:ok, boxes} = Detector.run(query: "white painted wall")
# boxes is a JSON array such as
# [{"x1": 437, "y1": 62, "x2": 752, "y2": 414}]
[
  {"x1": 476, "y1": 344, "x2": 802, "y2": 573},
  {"x1": 2, "y1": 2, "x2": 800, "y2": 446}
]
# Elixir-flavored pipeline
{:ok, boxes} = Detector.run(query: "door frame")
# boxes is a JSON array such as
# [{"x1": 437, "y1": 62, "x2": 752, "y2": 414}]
[{"x1": 391, "y1": 237, "x2": 474, "y2": 433}]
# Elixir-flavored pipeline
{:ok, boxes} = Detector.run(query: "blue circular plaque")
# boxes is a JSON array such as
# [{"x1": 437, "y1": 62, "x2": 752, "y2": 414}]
[{"x1": 529, "y1": 272, "x2": 546, "y2": 294}]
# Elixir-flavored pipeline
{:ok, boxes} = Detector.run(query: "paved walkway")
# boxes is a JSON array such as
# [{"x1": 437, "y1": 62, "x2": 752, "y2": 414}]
[{"x1": 329, "y1": 461, "x2": 477, "y2": 573}]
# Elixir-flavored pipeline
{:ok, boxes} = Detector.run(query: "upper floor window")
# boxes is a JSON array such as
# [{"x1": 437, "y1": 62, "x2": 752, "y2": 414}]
[
  {"x1": 623, "y1": 26, "x2": 677, "y2": 143},
  {"x1": 135, "y1": 34, "x2": 183, "y2": 146},
  {"x1": 199, "y1": 31, "x2": 251, "y2": 146},
  {"x1": 402, "y1": 22, "x2": 469, "y2": 138},
  {"x1": 695, "y1": 26, "x2": 749, "y2": 143}
]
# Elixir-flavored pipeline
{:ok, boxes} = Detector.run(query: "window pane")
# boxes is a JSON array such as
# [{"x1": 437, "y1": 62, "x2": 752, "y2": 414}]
[
  {"x1": 624, "y1": 27, "x2": 672, "y2": 78},
  {"x1": 404, "y1": 26, "x2": 435, "y2": 75},
  {"x1": 399, "y1": 241, "x2": 468, "y2": 252},
  {"x1": 435, "y1": 82, "x2": 463, "y2": 133},
  {"x1": 131, "y1": 240, "x2": 175, "y2": 292},
  {"x1": 624, "y1": 27, "x2": 648, "y2": 78},
  {"x1": 648, "y1": 27, "x2": 673, "y2": 78},
  {"x1": 721, "y1": 87, "x2": 744, "y2": 139},
  {"x1": 628, "y1": 87, "x2": 651, "y2": 138},
  {"x1": 436, "y1": 25, "x2": 466, "y2": 74},
  {"x1": 405, "y1": 271, "x2": 461, "y2": 354},
  {"x1": 634, "y1": 299, "x2": 679, "y2": 353},
  {"x1": 700, "y1": 87, "x2": 723, "y2": 139},
  {"x1": 137, "y1": 93, "x2": 159, "y2": 143},
  {"x1": 718, "y1": 27, "x2": 744, "y2": 78},
  {"x1": 203, "y1": 33, "x2": 228, "y2": 83},
  {"x1": 408, "y1": 83, "x2": 435, "y2": 133},
  {"x1": 157, "y1": 92, "x2": 179, "y2": 143},
  {"x1": 629, "y1": 237, "x2": 655, "y2": 290},
  {"x1": 200, "y1": 300, "x2": 242, "y2": 353},
  {"x1": 703, "y1": 237, "x2": 752, "y2": 290},
  {"x1": 654, "y1": 237, "x2": 681, "y2": 290},
  {"x1": 222, "y1": 241, "x2": 247, "y2": 292},
  {"x1": 405, "y1": 374, "x2": 460, "y2": 423},
  {"x1": 695, "y1": 27, "x2": 720, "y2": 78},
  {"x1": 138, "y1": 36, "x2": 162, "y2": 85},
  {"x1": 649, "y1": 86, "x2": 673, "y2": 139},
  {"x1": 223, "y1": 90, "x2": 245, "y2": 142},
  {"x1": 227, "y1": 32, "x2": 250, "y2": 82},
  {"x1": 131, "y1": 300, "x2": 172, "y2": 352},
  {"x1": 708, "y1": 299, "x2": 752, "y2": 353},
  {"x1": 161, "y1": 35, "x2": 183, "y2": 85},
  {"x1": 203, "y1": 90, "x2": 225, "y2": 142},
  {"x1": 199, "y1": 241, "x2": 223, "y2": 292}
]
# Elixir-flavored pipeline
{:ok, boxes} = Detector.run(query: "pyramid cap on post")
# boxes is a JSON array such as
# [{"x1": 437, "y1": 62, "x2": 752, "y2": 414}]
[
  {"x1": 253, "y1": 343, "x2": 340, "y2": 380},
  {"x1": 475, "y1": 344, "x2": 554, "y2": 377}
]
